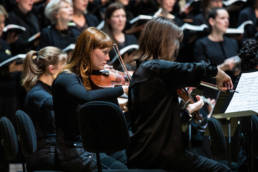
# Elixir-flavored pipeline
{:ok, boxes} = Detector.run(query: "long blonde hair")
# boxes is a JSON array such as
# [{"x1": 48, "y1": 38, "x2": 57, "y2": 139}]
[
  {"x1": 65, "y1": 27, "x2": 113, "y2": 89},
  {"x1": 22, "y1": 46, "x2": 67, "y2": 91}
]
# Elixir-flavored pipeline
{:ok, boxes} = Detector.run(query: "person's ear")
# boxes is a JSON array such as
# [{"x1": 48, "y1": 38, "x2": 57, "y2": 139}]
[
  {"x1": 208, "y1": 17, "x2": 215, "y2": 26},
  {"x1": 48, "y1": 64, "x2": 55, "y2": 74}
]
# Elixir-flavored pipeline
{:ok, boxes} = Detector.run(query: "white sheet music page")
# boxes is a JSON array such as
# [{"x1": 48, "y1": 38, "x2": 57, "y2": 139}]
[{"x1": 225, "y1": 71, "x2": 258, "y2": 113}]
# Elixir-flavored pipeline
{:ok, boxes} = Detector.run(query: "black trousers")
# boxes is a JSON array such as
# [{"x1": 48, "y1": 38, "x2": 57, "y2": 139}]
[
  {"x1": 169, "y1": 150, "x2": 232, "y2": 172},
  {"x1": 56, "y1": 143, "x2": 128, "y2": 172}
]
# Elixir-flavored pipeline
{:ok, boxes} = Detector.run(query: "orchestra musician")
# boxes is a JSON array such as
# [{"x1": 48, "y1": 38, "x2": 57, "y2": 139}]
[
  {"x1": 22, "y1": 46, "x2": 67, "y2": 171},
  {"x1": 52, "y1": 27, "x2": 128, "y2": 172},
  {"x1": 127, "y1": 17, "x2": 233, "y2": 172}
]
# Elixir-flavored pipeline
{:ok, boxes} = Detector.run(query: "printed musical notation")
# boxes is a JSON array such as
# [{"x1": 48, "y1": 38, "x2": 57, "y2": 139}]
[{"x1": 226, "y1": 71, "x2": 258, "y2": 113}]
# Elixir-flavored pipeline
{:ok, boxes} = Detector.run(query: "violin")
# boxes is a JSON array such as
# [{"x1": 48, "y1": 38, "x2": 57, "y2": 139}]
[
  {"x1": 177, "y1": 88, "x2": 203, "y2": 121},
  {"x1": 90, "y1": 65, "x2": 130, "y2": 88},
  {"x1": 90, "y1": 44, "x2": 132, "y2": 88}
]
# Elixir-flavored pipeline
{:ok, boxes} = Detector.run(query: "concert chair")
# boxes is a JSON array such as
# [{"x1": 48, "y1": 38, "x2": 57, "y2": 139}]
[
  {"x1": 0, "y1": 116, "x2": 19, "y2": 170},
  {"x1": 78, "y1": 100, "x2": 167, "y2": 172},
  {"x1": 207, "y1": 117, "x2": 227, "y2": 160},
  {"x1": 15, "y1": 110, "x2": 62, "y2": 172}
]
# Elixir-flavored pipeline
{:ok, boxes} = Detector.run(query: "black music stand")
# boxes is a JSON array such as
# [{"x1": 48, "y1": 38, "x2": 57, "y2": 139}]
[{"x1": 213, "y1": 110, "x2": 258, "y2": 172}]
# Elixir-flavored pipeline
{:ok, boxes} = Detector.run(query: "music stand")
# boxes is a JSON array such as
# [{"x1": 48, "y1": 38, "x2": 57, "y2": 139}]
[{"x1": 213, "y1": 110, "x2": 257, "y2": 172}]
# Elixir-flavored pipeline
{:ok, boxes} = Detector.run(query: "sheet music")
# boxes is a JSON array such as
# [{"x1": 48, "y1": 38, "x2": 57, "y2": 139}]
[{"x1": 226, "y1": 71, "x2": 258, "y2": 113}]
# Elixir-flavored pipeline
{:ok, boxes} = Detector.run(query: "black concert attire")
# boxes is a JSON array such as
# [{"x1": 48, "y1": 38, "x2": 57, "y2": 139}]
[
  {"x1": 39, "y1": 25, "x2": 80, "y2": 50},
  {"x1": 238, "y1": 7, "x2": 258, "y2": 39},
  {"x1": 24, "y1": 81, "x2": 56, "y2": 170},
  {"x1": 52, "y1": 71, "x2": 128, "y2": 172},
  {"x1": 127, "y1": 59, "x2": 231, "y2": 172},
  {"x1": 73, "y1": 13, "x2": 100, "y2": 33},
  {"x1": 193, "y1": 13, "x2": 207, "y2": 25},
  {"x1": 193, "y1": 36, "x2": 239, "y2": 98},
  {"x1": 0, "y1": 39, "x2": 25, "y2": 122},
  {"x1": 194, "y1": 36, "x2": 239, "y2": 66},
  {"x1": 32, "y1": 1, "x2": 51, "y2": 29},
  {"x1": 0, "y1": 0, "x2": 16, "y2": 12},
  {"x1": 6, "y1": 6, "x2": 40, "y2": 55},
  {"x1": 108, "y1": 34, "x2": 138, "y2": 70}
]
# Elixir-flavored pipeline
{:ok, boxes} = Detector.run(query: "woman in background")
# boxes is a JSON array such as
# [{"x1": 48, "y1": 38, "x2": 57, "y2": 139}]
[
  {"x1": 72, "y1": 0, "x2": 99, "y2": 32},
  {"x1": 39, "y1": 0, "x2": 80, "y2": 50},
  {"x1": 22, "y1": 46, "x2": 67, "y2": 171},
  {"x1": 194, "y1": 7, "x2": 239, "y2": 98},
  {"x1": 103, "y1": 2, "x2": 137, "y2": 69},
  {"x1": 0, "y1": 5, "x2": 25, "y2": 122}
]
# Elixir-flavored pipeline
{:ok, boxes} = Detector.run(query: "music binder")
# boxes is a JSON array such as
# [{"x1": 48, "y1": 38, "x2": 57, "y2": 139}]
[
  {"x1": 223, "y1": 0, "x2": 247, "y2": 6},
  {"x1": 0, "y1": 54, "x2": 26, "y2": 67}
]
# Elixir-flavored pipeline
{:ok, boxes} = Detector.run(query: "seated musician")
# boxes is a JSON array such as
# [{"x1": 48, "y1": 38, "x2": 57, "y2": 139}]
[
  {"x1": 22, "y1": 46, "x2": 67, "y2": 171},
  {"x1": 127, "y1": 17, "x2": 233, "y2": 172},
  {"x1": 52, "y1": 27, "x2": 128, "y2": 172}
]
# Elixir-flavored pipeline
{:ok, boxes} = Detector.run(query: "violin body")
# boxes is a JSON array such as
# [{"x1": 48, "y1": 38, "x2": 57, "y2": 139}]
[{"x1": 90, "y1": 68, "x2": 130, "y2": 88}]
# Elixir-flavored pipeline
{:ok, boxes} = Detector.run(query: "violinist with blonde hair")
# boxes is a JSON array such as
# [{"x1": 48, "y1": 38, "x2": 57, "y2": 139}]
[{"x1": 52, "y1": 27, "x2": 128, "y2": 172}]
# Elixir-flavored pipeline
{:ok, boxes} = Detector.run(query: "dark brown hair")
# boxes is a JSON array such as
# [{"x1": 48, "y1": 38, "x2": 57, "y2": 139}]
[
  {"x1": 103, "y1": 2, "x2": 125, "y2": 44},
  {"x1": 138, "y1": 17, "x2": 183, "y2": 62}
]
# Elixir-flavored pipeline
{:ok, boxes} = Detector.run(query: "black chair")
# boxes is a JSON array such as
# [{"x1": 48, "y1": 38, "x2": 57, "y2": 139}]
[
  {"x1": 15, "y1": 110, "x2": 37, "y2": 158},
  {"x1": 15, "y1": 110, "x2": 62, "y2": 172},
  {"x1": 207, "y1": 117, "x2": 227, "y2": 161},
  {"x1": 0, "y1": 116, "x2": 19, "y2": 171},
  {"x1": 78, "y1": 100, "x2": 167, "y2": 172}
]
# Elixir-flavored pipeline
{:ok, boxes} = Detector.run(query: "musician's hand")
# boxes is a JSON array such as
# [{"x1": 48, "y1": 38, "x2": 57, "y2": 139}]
[
  {"x1": 122, "y1": 85, "x2": 128, "y2": 95},
  {"x1": 186, "y1": 95, "x2": 204, "y2": 114},
  {"x1": 6, "y1": 32, "x2": 18, "y2": 44},
  {"x1": 218, "y1": 56, "x2": 241, "y2": 71},
  {"x1": 8, "y1": 61, "x2": 23, "y2": 72},
  {"x1": 215, "y1": 67, "x2": 233, "y2": 91}
]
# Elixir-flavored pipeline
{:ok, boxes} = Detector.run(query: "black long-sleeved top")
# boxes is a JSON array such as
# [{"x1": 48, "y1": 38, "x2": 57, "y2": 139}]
[
  {"x1": 0, "y1": 38, "x2": 12, "y2": 64},
  {"x1": 39, "y1": 26, "x2": 80, "y2": 50},
  {"x1": 127, "y1": 60, "x2": 218, "y2": 169},
  {"x1": 73, "y1": 13, "x2": 100, "y2": 33},
  {"x1": 24, "y1": 81, "x2": 56, "y2": 140},
  {"x1": 109, "y1": 34, "x2": 138, "y2": 67},
  {"x1": 6, "y1": 6, "x2": 40, "y2": 55},
  {"x1": 52, "y1": 72, "x2": 124, "y2": 142},
  {"x1": 194, "y1": 36, "x2": 239, "y2": 65}
]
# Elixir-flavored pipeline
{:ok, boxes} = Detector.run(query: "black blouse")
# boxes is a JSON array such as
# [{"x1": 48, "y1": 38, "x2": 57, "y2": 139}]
[
  {"x1": 194, "y1": 36, "x2": 239, "y2": 65},
  {"x1": 52, "y1": 72, "x2": 124, "y2": 142},
  {"x1": 6, "y1": 7, "x2": 40, "y2": 55},
  {"x1": 127, "y1": 59, "x2": 218, "y2": 169},
  {"x1": 39, "y1": 25, "x2": 80, "y2": 50},
  {"x1": 24, "y1": 81, "x2": 55, "y2": 139}
]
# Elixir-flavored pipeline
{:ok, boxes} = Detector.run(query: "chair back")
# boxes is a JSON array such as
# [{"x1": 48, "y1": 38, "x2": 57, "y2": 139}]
[
  {"x1": 0, "y1": 116, "x2": 19, "y2": 161},
  {"x1": 78, "y1": 101, "x2": 130, "y2": 153},
  {"x1": 15, "y1": 110, "x2": 37, "y2": 157}
]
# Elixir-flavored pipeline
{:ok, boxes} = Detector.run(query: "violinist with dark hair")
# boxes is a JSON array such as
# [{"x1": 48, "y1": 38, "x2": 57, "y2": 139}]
[
  {"x1": 52, "y1": 27, "x2": 128, "y2": 172},
  {"x1": 127, "y1": 17, "x2": 233, "y2": 172}
]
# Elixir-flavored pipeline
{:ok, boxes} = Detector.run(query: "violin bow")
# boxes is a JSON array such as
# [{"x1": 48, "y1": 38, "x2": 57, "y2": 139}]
[{"x1": 113, "y1": 44, "x2": 132, "y2": 82}]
